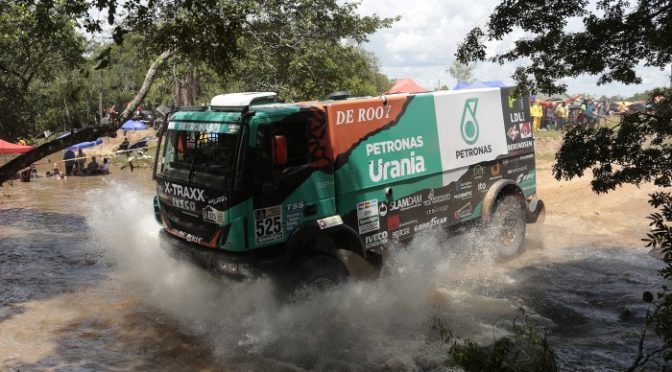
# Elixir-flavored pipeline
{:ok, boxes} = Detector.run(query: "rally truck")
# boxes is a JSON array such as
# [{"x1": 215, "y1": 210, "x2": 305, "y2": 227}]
[{"x1": 153, "y1": 89, "x2": 545, "y2": 287}]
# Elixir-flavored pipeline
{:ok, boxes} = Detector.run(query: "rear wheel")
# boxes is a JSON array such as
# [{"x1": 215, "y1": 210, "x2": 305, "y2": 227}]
[{"x1": 488, "y1": 194, "x2": 526, "y2": 259}]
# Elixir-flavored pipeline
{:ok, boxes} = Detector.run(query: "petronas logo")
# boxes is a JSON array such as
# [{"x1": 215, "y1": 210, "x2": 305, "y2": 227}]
[{"x1": 460, "y1": 98, "x2": 479, "y2": 145}]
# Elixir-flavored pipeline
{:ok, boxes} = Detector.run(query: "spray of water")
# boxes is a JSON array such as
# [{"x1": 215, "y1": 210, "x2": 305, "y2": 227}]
[{"x1": 86, "y1": 185, "x2": 526, "y2": 370}]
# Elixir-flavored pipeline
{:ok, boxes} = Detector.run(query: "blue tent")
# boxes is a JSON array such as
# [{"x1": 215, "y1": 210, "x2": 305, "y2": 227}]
[
  {"x1": 68, "y1": 138, "x2": 103, "y2": 151},
  {"x1": 453, "y1": 80, "x2": 506, "y2": 90},
  {"x1": 122, "y1": 120, "x2": 148, "y2": 130}
]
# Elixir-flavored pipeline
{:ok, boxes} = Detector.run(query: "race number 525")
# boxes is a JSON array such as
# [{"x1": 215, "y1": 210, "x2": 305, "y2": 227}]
[{"x1": 254, "y1": 206, "x2": 283, "y2": 244}]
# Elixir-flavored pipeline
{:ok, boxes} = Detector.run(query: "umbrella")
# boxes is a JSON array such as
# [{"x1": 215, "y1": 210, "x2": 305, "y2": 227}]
[
  {"x1": 68, "y1": 138, "x2": 103, "y2": 151},
  {"x1": 0, "y1": 138, "x2": 33, "y2": 154},
  {"x1": 122, "y1": 120, "x2": 148, "y2": 131}
]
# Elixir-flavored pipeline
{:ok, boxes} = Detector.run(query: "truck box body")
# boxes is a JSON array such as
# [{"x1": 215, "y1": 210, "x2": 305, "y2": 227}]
[
  {"x1": 325, "y1": 88, "x2": 535, "y2": 249},
  {"x1": 153, "y1": 87, "x2": 541, "y2": 276}
]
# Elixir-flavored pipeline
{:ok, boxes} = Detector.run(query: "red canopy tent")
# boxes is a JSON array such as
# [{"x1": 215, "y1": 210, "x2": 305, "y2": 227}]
[
  {"x1": 0, "y1": 138, "x2": 33, "y2": 154},
  {"x1": 385, "y1": 78, "x2": 430, "y2": 94}
]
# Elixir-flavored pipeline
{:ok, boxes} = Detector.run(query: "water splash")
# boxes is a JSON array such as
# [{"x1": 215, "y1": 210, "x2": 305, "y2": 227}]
[
  {"x1": 85, "y1": 184, "x2": 525, "y2": 369},
  {"x1": 84, "y1": 184, "x2": 665, "y2": 370}
]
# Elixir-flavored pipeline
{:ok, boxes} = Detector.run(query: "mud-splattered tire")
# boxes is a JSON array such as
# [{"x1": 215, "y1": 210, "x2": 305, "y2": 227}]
[{"x1": 489, "y1": 194, "x2": 526, "y2": 259}]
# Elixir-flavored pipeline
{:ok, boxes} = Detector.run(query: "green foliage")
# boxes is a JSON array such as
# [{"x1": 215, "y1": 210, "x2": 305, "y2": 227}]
[
  {"x1": 0, "y1": 0, "x2": 395, "y2": 142},
  {"x1": 457, "y1": 0, "x2": 672, "y2": 95},
  {"x1": 448, "y1": 60, "x2": 475, "y2": 84},
  {"x1": 0, "y1": 1, "x2": 86, "y2": 139},
  {"x1": 431, "y1": 309, "x2": 557, "y2": 371}
]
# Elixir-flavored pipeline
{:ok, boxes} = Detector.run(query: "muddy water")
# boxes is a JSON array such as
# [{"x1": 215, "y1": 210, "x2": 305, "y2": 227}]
[{"x1": 0, "y1": 170, "x2": 666, "y2": 371}]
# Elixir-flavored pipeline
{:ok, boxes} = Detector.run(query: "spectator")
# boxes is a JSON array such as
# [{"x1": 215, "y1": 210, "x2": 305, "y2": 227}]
[
  {"x1": 530, "y1": 100, "x2": 543, "y2": 131},
  {"x1": 555, "y1": 102, "x2": 568, "y2": 130},
  {"x1": 87, "y1": 156, "x2": 99, "y2": 174},
  {"x1": 63, "y1": 148, "x2": 75, "y2": 176},
  {"x1": 585, "y1": 99, "x2": 595, "y2": 129},
  {"x1": 543, "y1": 104, "x2": 555, "y2": 130},
  {"x1": 76, "y1": 149, "x2": 86, "y2": 174},
  {"x1": 100, "y1": 158, "x2": 110, "y2": 174},
  {"x1": 119, "y1": 137, "x2": 130, "y2": 150}
]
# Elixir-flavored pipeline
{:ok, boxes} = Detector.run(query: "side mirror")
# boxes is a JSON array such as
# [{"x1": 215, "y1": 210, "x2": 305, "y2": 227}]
[{"x1": 272, "y1": 135, "x2": 287, "y2": 166}]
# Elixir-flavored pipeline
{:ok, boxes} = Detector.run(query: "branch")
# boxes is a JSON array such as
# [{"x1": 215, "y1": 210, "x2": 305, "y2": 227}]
[
  {"x1": 0, "y1": 49, "x2": 174, "y2": 186},
  {"x1": 118, "y1": 49, "x2": 173, "y2": 120}
]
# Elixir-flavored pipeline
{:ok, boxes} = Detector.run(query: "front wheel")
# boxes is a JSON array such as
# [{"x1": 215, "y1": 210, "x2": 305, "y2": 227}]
[
  {"x1": 488, "y1": 194, "x2": 526, "y2": 259},
  {"x1": 284, "y1": 255, "x2": 349, "y2": 301},
  {"x1": 297, "y1": 255, "x2": 348, "y2": 290}
]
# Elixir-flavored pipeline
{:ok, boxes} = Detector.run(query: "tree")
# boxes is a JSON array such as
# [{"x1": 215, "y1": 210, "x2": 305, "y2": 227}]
[
  {"x1": 0, "y1": 1, "x2": 87, "y2": 139},
  {"x1": 448, "y1": 60, "x2": 475, "y2": 84},
  {"x1": 457, "y1": 0, "x2": 671, "y2": 95},
  {"x1": 0, "y1": 0, "x2": 396, "y2": 185},
  {"x1": 457, "y1": 0, "x2": 672, "y2": 367}
]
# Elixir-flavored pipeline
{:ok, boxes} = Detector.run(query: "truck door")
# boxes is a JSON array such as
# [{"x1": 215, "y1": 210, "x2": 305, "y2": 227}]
[{"x1": 249, "y1": 111, "x2": 336, "y2": 248}]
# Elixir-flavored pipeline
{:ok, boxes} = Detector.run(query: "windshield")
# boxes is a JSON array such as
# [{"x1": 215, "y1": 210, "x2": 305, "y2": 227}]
[{"x1": 160, "y1": 128, "x2": 238, "y2": 189}]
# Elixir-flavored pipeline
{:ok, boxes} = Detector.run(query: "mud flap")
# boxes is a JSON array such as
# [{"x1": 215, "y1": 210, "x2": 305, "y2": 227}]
[
  {"x1": 527, "y1": 198, "x2": 545, "y2": 224},
  {"x1": 334, "y1": 248, "x2": 379, "y2": 281}
]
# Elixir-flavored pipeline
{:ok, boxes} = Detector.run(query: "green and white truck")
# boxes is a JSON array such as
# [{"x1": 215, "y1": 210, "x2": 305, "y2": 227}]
[{"x1": 153, "y1": 88, "x2": 544, "y2": 287}]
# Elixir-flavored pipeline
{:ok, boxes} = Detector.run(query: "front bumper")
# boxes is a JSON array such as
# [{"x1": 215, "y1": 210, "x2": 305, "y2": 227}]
[{"x1": 158, "y1": 229, "x2": 290, "y2": 280}]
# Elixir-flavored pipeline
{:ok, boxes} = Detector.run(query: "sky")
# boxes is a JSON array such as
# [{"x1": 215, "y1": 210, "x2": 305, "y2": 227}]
[{"x1": 355, "y1": 0, "x2": 671, "y2": 98}]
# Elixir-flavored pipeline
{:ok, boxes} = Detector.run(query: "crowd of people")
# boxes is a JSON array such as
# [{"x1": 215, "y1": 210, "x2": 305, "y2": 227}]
[
  {"x1": 62, "y1": 148, "x2": 110, "y2": 176},
  {"x1": 530, "y1": 97, "x2": 613, "y2": 131}
]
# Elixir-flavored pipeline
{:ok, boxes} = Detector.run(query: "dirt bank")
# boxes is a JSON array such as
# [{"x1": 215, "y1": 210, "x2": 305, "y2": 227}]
[{"x1": 534, "y1": 135, "x2": 662, "y2": 249}]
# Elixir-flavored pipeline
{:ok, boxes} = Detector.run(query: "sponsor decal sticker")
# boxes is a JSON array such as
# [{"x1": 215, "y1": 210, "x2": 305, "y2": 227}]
[
  {"x1": 507, "y1": 165, "x2": 528, "y2": 175},
  {"x1": 392, "y1": 227, "x2": 412, "y2": 239},
  {"x1": 423, "y1": 188, "x2": 451, "y2": 206},
  {"x1": 335, "y1": 104, "x2": 393, "y2": 126},
  {"x1": 390, "y1": 194, "x2": 423, "y2": 211},
  {"x1": 202, "y1": 205, "x2": 225, "y2": 225},
  {"x1": 285, "y1": 202, "x2": 305, "y2": 231},
  {"x1": 163, "y1": 181, "x2": 205, "y2": 202},
  {"x1": 364, "y1": 231, "x2": 388, "y2": 249},
  {"x1": 460, "y1": 98, "x2": 480, "y2": 145},
  {"x1": 387, "y1": 214, "x2": 400, "y2": 230},
  {"x1": 317, "y1": 215, "x2": 343, "y2": 229},
  {"x1": 379, "y1": 201, "x2": 388, "y2": 217},
  {"x1": 357, "y1": 199, "x2": 380, "y2": 234},
  {"x1": 367, "y1": 136, "x2": 427, "y2": 183},
  {"x1": 174, "y1": 230, "x2": 204, "y2": 244},
  {"x1": 426, "y1": 205, "x2": 450, "y2": 215},
  {"x1": 456, "y1": 181, "x2": 472, "y2": 191},
  {"x1": 454, "y1": 202, "x2": 473, "y2": 221},
  {"x1": 520, "y1": 122, "x2": 533, "y2": 138},
  {"x1": 208, "y1": 195, "x2": 227, "y2": 205},
  {"x1": 473, "y1": 165, "x2": 484, "y2": 178},
  {"x1": 491, "y1": 161, "x2": 501, "y2": 177},
  {"x1": 172, "y1": 197, "x2": 196, "y2": 212},
  {"x1": 254, "y1": 206, "x2": 283, "y2": 244},
  {"x1": 507, "y1": 125, "x2": 520, "y2": 141},
  {"x1": 508, "y1": 140, "x2": 534, "y2": 151},
  {"x1": 454, "y1": 190, "x2": 473, "y2": 200},
  {"x1": 414, "y1": 217, "x2": 448, "y2": 232},
  {"x1": 516, "y1": 171, "x2": 536, "y2": 188}
]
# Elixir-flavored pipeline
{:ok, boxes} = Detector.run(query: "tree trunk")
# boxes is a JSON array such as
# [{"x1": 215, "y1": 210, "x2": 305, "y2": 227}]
[
  {"x1": 175, "y1": 67, "x2": 199, "y2": 106},
  {"x1": 0, "y1": 49, "x2": 174, "y2": 186}
]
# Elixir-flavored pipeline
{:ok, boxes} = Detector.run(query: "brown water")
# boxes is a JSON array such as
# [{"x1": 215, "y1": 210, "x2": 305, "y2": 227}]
[{"x1": 0, "y1": 169, "x2": 667, "y2": 371}]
